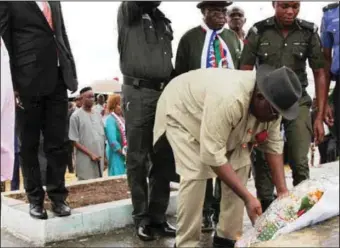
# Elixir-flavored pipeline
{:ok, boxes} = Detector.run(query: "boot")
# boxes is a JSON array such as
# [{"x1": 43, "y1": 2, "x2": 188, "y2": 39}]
[
  {"x1": 261, "y1": 199, "x2": 274, "y2": 212},
  {"x1": 213, "y1": 235, "x2": 236, "y2": 248}
]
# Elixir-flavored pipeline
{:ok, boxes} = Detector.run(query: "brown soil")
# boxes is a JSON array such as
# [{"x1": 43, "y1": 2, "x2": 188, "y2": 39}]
[{"x1": 8, "y1": 178, "x2": 130, "y2": 210}]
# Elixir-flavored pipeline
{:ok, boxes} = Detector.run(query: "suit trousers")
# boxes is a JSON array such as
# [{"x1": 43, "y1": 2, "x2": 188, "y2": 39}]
[
  {"x1": 16, "y1": 70, "x2": 69, "y2": 205},
  {"x1": 175, "y1": 166, "x2": 250, "y2": 247},
  {"x1": 122, "y1": 84, "x2": 176, "y2": 227},
  {"x1": 10, "y1": 151, "x2": 20, "y2": 191},
  {"x1": 334, "y1": 79, "x2": 340, "y2": 155}
]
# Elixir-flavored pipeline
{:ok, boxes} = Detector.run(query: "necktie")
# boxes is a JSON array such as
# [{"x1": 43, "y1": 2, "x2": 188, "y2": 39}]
[{"x1": 42, "y1": 1, "x2": 53, "y2": 30}]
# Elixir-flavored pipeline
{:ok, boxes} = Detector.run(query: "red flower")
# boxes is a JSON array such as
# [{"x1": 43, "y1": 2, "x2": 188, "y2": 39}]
[
  {"x1": 297, "y1": 209, "x2": 306, "y2": 217},
  {"x1": 255, "y1": 130, "x2": 269, "y2": 144}
]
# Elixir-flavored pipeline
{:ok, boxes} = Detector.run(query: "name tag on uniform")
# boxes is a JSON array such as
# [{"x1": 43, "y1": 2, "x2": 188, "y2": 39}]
[
  {"x1": 332, "y1": 18, "x2": 339, "y2": 23},
  {"x1": 293, "y1": 42, "x2": 308, "y2": 46},
  {"x1": 165, "y1": 24, "x2": 171, "y2": 33},
  {"x1": 260, "y1": 42, "x2": 270, "y2": 46},
  {"x1": 142, "y1": 14, "x2": 152, "y2": 21}
]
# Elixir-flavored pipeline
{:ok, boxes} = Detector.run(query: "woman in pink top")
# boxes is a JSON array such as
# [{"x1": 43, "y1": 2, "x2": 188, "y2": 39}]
[{"x1": 1, "y1": 39, "x2": 15, "y2": 185}]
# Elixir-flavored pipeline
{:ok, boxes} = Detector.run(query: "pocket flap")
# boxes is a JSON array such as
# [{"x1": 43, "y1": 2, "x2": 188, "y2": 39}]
[
  {"x1": 292, "y1": 50, "x2": 306, "y2": 59},
  {"x1": 257, "y1": 49, "x2": 276, "y2": 58},
  {"x1": 15, "y1": 54, "x2": 37, "y2": 67}
]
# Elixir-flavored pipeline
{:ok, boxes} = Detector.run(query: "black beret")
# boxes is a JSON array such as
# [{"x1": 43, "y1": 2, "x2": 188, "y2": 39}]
[{"x1": 197, "y1": 1, "x2": 233, "y2": 9}]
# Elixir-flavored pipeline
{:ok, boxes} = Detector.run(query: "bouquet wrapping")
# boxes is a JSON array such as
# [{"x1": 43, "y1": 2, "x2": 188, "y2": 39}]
[{"x1": 236, "y1": 176, "x2": 339, "y2": 247}]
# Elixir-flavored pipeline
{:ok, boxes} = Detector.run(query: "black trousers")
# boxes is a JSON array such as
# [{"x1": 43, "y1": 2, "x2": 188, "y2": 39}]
[
  {"x1": 334, "y1": 79, "x2": 340, "y2": 155},
  {"x1": 66, "y1": 141, "x2": 74, "y2": 173},
  {"x1": 122, "y1": 84, "x2": 177, "y2": 227},
  {"x1": 10, "y1": 152, "x2": 20, "y2": 191},
  {"x1": 16, "y1": 72, "x2": 69, "y2": 205}
]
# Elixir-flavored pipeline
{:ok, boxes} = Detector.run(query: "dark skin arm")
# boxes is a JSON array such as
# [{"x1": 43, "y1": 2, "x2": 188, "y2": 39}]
[
  {"x1": 323, "y1": 47, "x2": 335, "y2": 126},
  {"x1": 312, "y1": 68, "x2": 327, "y2": 144},
  {"x1": 73, "y1": 142, "x2": 101, "y2": 161},
  {"x1": 240, "y1": 65, "x2": 254, "y2": 70},
  {"x1": 264, "y1": 153, "x2": 288, "y2": 196},
  {"x1": 211, "y1": 164, "x2": 262, "y2": 225}
]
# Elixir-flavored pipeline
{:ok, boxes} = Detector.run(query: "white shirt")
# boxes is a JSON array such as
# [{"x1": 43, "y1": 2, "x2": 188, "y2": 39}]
[
  {"x1": 35, "y1": 1, "x2": 47, "y2": 11},
  {"x1": 239, "y1": 38, "x2": 244, "y2": 51}
]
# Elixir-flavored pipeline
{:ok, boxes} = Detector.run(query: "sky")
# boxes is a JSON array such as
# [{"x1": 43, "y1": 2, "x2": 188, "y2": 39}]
[{"x1": 61, "y1": 1, "x2": 332, "y2": 96}]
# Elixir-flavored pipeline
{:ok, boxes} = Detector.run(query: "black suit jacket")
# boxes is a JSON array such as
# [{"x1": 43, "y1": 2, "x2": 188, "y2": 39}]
[{"x1": 0, "y1": 1, "x2": 77, "y2": 96}]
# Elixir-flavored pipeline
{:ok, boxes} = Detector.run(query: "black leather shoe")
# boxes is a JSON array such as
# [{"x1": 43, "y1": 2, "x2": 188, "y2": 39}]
[
  {"x1": 201, "y1": 213, "x2": 214, "y2": 233},
  {"x1": 137, "y1": 225, "x2": 155, "y2": 241},
  {"x1": 29, "y1": 204, "x2": 48, "y2": 220},
  {"x1": 213, "y1": 235, "x2": 236, "y2": 248},
  {"x1": 151, "y1": 221, "x2": 176, "y2": 237},
  {"x1": 51, "y1": 201, "x2": 71, "y2": 217}
]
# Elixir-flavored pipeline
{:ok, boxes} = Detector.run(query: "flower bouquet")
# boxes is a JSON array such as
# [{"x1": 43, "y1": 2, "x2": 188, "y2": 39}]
[{"x1": 236, "y1": 177, "x2": 339, "y2": 247}]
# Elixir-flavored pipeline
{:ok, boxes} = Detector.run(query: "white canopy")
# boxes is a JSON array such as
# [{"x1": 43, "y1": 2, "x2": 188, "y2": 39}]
[
  {"x1": 68, "y1": 79, "x2": 122, "y2": 98},
  {"x1": 90, "y1": 79, "x2": 122, "y2": 94}
]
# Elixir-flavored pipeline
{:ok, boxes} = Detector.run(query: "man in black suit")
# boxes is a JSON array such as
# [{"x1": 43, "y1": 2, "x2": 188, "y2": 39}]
[{"x1": 0, "y1": 1, "x2": 78, "y2": 219}]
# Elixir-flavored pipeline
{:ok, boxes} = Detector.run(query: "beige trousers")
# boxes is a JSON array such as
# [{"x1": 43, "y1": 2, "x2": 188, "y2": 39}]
[{"x1": 176, "y1": 166, "x2": 250, "y2": 247}]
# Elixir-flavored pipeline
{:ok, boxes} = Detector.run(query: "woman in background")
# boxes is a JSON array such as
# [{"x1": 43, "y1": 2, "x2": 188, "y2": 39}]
[
  {"x1": 104, "y1": 94, "x2": 126, "y2": 176},
  {"x1": 1, "y1": 39, "x2": 15, "y2": 191}
]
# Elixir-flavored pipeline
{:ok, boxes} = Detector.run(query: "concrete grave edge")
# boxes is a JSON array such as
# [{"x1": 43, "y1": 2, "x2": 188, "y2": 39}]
[{"x1": 1, "y1": 176, "x2": 178, "y2": 245}]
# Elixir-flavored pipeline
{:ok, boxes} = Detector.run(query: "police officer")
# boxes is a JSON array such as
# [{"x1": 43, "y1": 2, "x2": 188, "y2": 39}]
[
  {"x1": 240, "y1": 1, "x2": 327, "y2": 211},
  {"x1": 117, "y1": 1, "x2": 176, "y2": 241},
  {"x1": 321, "y1": 2, "x2": 340, "y2": 156}
]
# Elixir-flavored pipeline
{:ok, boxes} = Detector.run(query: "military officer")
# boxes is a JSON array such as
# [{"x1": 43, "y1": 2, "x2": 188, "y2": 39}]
[
  {"x1": 240, "y1": 1, "x2": 327, "y2": 211},
  {"x1": 117, "y1": 1, "x2": 176, "y2": 241},
  {"x1": 321, "y1": 2, "x2": 340, "y2": 155}
]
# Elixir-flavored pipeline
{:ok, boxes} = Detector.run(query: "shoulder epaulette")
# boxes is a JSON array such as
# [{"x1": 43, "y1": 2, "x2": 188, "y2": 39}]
[
  {"x1": 323, "y1": 2, "x2": 339, "y2": 12},
  {"x1": 251, "y1": 17, "x2": 274, "y2": 35},
  {"x1": 297, "y1": 19, "x2": 318, "y2": 33}
]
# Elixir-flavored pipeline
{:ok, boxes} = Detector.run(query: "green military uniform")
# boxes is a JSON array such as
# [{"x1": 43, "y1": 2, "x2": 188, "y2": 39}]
[{"x1": 240, "y1": 17, "x2": 325, "y2": 210}]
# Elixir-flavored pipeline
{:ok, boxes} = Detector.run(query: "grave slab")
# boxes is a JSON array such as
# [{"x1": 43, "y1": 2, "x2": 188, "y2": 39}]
[{"x1": 1, "y1": 175, "x2": 178, "y2": 245}]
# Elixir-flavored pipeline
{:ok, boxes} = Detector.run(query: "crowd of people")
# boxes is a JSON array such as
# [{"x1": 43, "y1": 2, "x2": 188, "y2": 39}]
[
  {"x1": 1, "y1": 1, "x2": 339, "y2": 248},
  {"x1": 68, "y1": 90, "x2": 127, "y2": 180}
]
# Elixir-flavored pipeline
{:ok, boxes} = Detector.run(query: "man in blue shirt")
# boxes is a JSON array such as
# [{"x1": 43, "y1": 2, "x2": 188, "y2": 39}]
[{"x1": 321, "y1": 2, "x2": 340, "y2": 155}]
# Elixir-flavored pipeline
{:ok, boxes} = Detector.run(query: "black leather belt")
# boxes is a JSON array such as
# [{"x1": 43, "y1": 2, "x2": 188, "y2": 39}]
[{"x1": 123, "y1": 76, "x2": 168, "y2": 91}]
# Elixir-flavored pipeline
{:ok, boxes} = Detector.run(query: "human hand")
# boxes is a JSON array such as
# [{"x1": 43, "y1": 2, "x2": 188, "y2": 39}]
[
  {"x1": 324, "y1": 104, "x2": 334, "y2": 127},
  {"x1": 245, "y1": 196, "x2": 262, "y2": 226},
  {"x1": 313, "y1": 117, "x2": 325, "y2": 145},
  {"x1": 90, "y1": 153, "x2": 101, "y2": 161},
  {"x1": 104, "y1": 157, "x2": 108, "y2": 171},
  {"x1": 276, "y1": 189, "x2": 289, "y2": 199}
]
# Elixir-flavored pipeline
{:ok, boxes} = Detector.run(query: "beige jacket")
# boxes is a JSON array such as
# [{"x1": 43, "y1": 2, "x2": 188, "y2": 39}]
[{"x1": 154, "y1": 68, "x2": 283, "y2": 180}]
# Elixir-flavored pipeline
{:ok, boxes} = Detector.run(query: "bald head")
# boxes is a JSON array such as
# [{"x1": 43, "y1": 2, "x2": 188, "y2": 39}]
[{"x1": 227, "y1": 6, "x2": 246, "y2": 34}]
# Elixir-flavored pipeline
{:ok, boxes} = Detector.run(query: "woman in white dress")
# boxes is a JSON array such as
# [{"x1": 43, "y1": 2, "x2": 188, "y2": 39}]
[{"x1": 1, "y1": 39, "x2": 15, "y2": 189}]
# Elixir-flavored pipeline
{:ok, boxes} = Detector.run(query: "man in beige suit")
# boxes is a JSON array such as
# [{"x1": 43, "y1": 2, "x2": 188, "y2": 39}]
[{"x1": 153, "y1": 65, "x2": 302, "y2": 248}]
